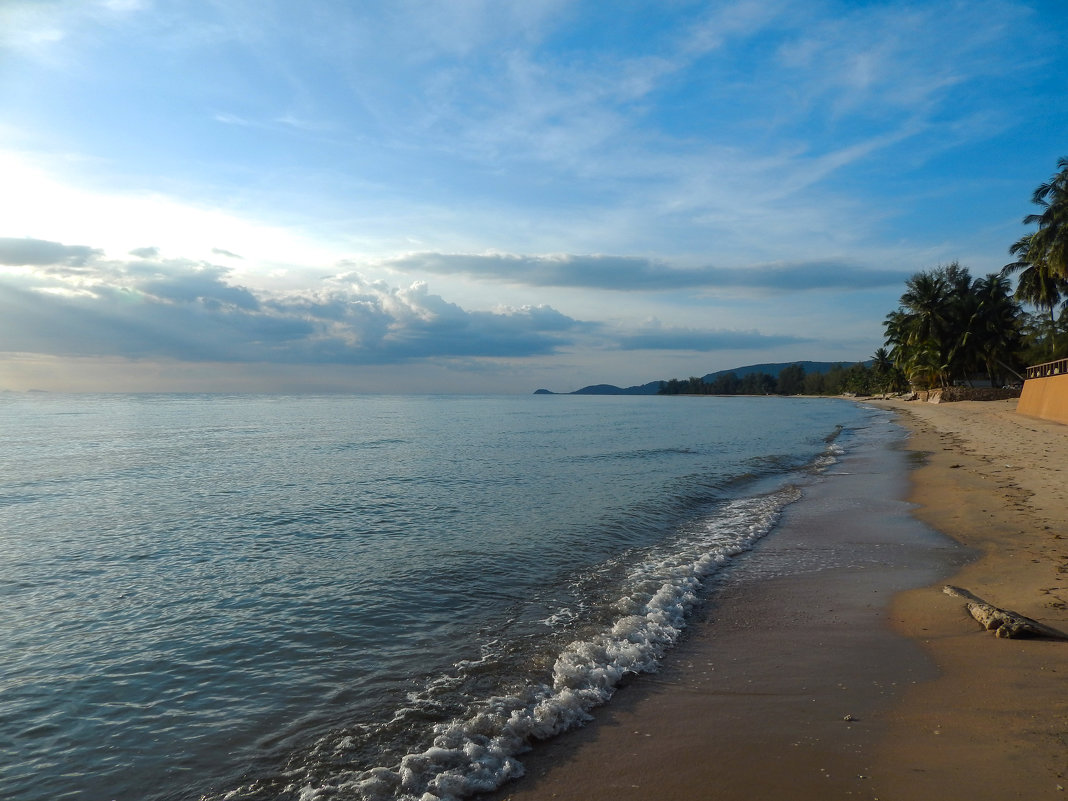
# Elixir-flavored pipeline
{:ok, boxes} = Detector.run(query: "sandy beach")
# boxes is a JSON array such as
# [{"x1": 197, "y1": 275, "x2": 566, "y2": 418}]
[
  {"x1": 481, "y1": 398, "x2": 1068, "y2": 801},
  {"x1": 869, "y1": 398, "x2": 1068, "y2": 800}
]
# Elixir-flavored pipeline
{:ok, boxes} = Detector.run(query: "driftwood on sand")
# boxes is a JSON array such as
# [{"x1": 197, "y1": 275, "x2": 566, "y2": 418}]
[{"x1": 943, "y1": 585, "x2": 1068, "y2": 640}]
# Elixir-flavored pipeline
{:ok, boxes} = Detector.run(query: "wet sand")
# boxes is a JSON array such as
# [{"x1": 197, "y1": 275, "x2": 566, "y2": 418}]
[
  {"x1": 482, "y1": 399, "x2": 1068, "y2": 801},
  {"x1": 868, "y1": 399, "x2": 1068, "y2": 800}
]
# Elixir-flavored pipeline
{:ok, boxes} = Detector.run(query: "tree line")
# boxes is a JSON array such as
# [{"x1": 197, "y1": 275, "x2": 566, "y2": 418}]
[
  {"x1": 660, "y1": 157, "x2": 1068, "y2": 397},
  {"x1": 882, "y1": 157, "x2": 1068, "y2": 390},
  {"x1": 657, "y1": 362, "x2": 878, "y2": 396}
]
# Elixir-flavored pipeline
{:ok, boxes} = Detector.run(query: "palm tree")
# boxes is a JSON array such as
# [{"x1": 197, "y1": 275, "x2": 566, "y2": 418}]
[
  {"x1": 1017, "y1": 157, "x2": 1068, "y2": 280},
  {"x1": 883, "y1": 263, "x2": 1023, "y2": 389},
  {"x1": 1002, "y1": 232, "x2": 1067, "y2": 357},
  {"x1": 871, "y1": 346, "x2": 905, "y2": 395},
  {"x1": 965, "y1": 274, "x2": 1023, "y2": 386},
  {"x1": 872, "y1": 346, "x2": 892, "y2": 375},
  {"x1": 899, "y1": 270, "x2": 951, "y2": 344},
  {"x1": 893, "y1": 268, "x2": 955, "y2": 388}
]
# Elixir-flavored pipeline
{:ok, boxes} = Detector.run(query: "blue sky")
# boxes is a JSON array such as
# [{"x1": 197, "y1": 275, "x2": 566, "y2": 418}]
[{"x1": 1, "y1": 0, "x2": 1065, "y2": 392}]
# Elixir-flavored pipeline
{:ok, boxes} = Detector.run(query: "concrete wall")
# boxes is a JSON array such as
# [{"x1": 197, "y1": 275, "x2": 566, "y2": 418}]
[{"x1": 1017, "y1": 373, "x2": 1068, "y2": 425}]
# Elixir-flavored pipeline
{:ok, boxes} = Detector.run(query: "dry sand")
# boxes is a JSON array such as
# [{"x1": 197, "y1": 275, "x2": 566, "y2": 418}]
[
  {"x1": 869, "y1": 398, "x2": 1068, "y2": 801},
  {"x1": 481, "y1": 398, "x2": 1068, "y2": 801}
]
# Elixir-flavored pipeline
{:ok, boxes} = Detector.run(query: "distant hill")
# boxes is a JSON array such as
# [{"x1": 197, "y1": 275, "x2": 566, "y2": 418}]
[
  {"x1": 534, "y1": 360, "x2": 867, "y2": 395},
  {"x1": 700, "y1": 361, "x2": 859, "y2": 383},
  {"x1": 533, "y1": 381, "x2": 661, "y2": 395},
  {"x1": 572, "y1": 381, "x2": 664, "y2": 395}
]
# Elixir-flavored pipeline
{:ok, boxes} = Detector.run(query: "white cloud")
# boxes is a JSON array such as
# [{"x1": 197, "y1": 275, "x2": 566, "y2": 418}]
[
  {"x1": 0, "y1": 0, "x2": 1059, "y2": 392},
  {"x1": 0, "y1": 244, "x2": 595, "y2": 366},
  {"x1": 0, "y1": 237, "x2": 834, "y2": 386}
]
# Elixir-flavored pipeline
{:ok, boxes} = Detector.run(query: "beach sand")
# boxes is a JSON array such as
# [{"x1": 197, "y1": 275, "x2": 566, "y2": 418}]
[
  {"x1": 481, "y1": 398, "x2": 1068, "y2": 801},
  {"x1": 868, "y1": 399, "x2": 1068, "y2": 801}
]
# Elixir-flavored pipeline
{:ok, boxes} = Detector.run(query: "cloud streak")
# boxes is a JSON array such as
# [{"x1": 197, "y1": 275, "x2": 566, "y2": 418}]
[
  {"x1": 381, "y1": 252, "x2": 908, "y2": 292},
  {"x1": 0, "y1": 237, "x2": 103, "y2": 268},
  {"x1": 616, "y1": 326, "x2": 809, "y2": 352}
]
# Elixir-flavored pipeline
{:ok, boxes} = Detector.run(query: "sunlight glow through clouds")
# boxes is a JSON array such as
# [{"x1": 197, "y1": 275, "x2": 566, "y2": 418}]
[
  {"x1": 0, "y1": 152, "x2": 344, "y2": 287},
  {"x1": 0, "y1": 0, "x2": 1065, "y2": 391}
]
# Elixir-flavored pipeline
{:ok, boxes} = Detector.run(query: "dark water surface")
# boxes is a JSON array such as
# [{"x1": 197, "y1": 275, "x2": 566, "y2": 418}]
[{"x1": 0, "y1": 393, "x2": 879, "y2": 800}]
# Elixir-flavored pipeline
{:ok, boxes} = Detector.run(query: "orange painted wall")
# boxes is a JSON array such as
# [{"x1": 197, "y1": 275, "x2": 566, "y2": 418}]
[{"x1": 1016, "y1": 374, "x2": 1068, "y2": 425}]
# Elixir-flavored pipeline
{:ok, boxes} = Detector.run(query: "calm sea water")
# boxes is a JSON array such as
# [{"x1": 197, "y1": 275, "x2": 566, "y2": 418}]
[{"x1": 0, "y1": 393, "x2": 883, "y2": 801}]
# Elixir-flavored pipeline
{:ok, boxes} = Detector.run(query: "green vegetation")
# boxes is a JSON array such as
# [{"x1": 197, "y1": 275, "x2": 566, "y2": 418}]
[
  {"x1": 882, "y1": 261, "x2": 1022, "y2": 389},
  {"x1": 657, "y1": 362, "x2": 876, "y2": 396},
  {"x1": 1001, "y1": 158, "x2": 1068, "y2": 361},
  {"x1": 883, "y1": 158, "x2": 1068, "y2": 389},
  {"x1": 1007, "y1": 156, "x2": 1068, "y2": 282},
  {"x1": 659, "y1": 158, "x2": 1068, "y2": 397}
]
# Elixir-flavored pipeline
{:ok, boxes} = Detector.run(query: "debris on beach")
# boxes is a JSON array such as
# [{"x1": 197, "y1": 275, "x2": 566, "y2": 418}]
[{"x1": 943, "y1": 585, "x2": 1068, "y2": 639}]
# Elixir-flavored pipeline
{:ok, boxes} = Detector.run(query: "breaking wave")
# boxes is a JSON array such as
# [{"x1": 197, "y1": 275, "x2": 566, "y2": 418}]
[{"x1": 215, "y1": 485, "x2": 804, "y2": 801}]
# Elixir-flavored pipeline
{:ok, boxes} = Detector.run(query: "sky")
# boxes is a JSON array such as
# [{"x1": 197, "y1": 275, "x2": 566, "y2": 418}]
[{"x1": 1, "y1": 0, "x2": 1066, "y2": 393}]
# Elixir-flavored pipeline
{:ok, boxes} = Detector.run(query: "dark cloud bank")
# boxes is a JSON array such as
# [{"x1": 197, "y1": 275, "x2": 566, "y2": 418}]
[
  {"x1": 0, "y1": 237, "x2": 102, "y2": 269},
  {"x1": 383, "y1": 252, "x2": 907, "y2": 292}
]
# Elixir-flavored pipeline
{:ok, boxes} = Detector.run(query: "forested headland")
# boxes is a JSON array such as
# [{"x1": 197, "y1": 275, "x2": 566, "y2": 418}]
[{"x1": 657, "y1": 363, "x2": 875, "y2": 396}]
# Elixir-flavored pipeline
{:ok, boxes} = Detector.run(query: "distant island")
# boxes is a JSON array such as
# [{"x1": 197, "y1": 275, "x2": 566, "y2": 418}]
[{"x1": 534, "y1": 360, "x2": 871, "y2": 396}]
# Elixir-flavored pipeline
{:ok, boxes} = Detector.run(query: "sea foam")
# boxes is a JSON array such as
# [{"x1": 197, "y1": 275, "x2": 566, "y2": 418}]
[{"x1": 295, "y1": 486, "x2": 802, "y2": 801}]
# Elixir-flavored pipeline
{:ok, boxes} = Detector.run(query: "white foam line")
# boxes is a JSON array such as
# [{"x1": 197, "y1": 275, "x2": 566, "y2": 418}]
[{"x1": 295, "y1": 486, "x2": 803, "y2": 801}]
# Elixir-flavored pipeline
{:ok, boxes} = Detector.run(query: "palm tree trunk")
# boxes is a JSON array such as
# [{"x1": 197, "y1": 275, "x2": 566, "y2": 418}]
[{"x1": 996, "y1": 358, "x2": 1026, "y2": 382}]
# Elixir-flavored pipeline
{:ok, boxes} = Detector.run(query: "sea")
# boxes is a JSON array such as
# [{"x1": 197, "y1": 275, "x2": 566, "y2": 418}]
[{"x1": 0, "y1": 392, "x2": 892, "y2": 801}]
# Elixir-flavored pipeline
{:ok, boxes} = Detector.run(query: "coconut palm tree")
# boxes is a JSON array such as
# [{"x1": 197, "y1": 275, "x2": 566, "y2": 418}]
[
  {"x1": 871, "y1": 346, "x2": 905, "y2": 395},
  {"x1": 899, "y1": 270, "x2": 951, "y2": 344},
  {"x1": 965, "y1": 274, "x2": 1024, "y2": 386},
  {"x1": 1002, "y1": 232, "x2": 1067, "y2": 357},
  {"x1": 892, "y1": 268, "x2": 956, "y2": 388},
  {"x1": 883, "y1": 263, "x2": 1023, "y2": 389},
  {"x1": 1018, "y1": 157, "x2": 1068, "y2": 280}
]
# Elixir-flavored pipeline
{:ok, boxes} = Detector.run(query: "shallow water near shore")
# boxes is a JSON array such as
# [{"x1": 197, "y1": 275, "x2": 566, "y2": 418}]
[
  {"x1": 1, "y1": 393, "x2": 881, "y2": 801},
  {"x1": 482, "y1": 403, "x2": 969, "y2": 801}
]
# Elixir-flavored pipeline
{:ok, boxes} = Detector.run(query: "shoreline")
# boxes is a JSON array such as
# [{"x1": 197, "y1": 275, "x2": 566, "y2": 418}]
[
  {"x1": 480, "y1": 398, "x2": 1067, "y2": 801},
  {"x1": 865, "y1": 398, "x2": 1068, "y2": 799}
]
